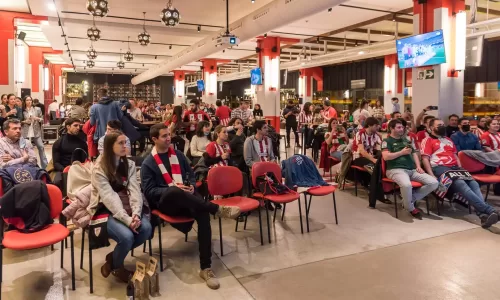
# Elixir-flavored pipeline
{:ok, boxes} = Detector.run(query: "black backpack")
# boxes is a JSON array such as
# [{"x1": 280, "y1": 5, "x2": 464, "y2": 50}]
[{"x1": 256, "y1": 172, "x2": 292, "y2": 195}]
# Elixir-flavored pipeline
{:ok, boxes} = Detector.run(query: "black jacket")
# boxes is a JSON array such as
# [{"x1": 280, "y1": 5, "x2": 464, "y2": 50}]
[
  {"x1": 228, "y1": 131, "x2": 246, "y2": 170},
  {"x1": 283, "y1": 105, "x2": 299, "y2": 125},
  {"x1": 52, "y1": 133, "x2": 88, "y2": 172},
  {"x1": 0, "y1": 180, "x2": 52, "y2": 232},
  {"x1": 368, "y1": 158, "x2": 385, "y2": 208}
]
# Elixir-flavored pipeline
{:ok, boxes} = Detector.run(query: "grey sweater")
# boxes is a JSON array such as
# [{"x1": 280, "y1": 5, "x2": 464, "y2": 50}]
[{"x1": 243, "y1": 135, "x2": 275, "y2": 168}]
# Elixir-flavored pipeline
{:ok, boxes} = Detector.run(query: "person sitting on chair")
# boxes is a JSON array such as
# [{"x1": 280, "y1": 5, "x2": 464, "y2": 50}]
[
  {"x1": 325, "y1": 118, "x2": 347, "y2": 161},
  {"x1": 351, "y1": 117, "x2": 381, "y2": 187},
  {"x1": 141, "y1": 123, "x2": 240, "y2": 290},
  {"x1": 421, "y1": 118, "x2": 499, "y2": 228},
  {"x1": 90, "y1": 131, "x2": 152, "y2": 283},
  {"x1": 52, "y1": 118, "x2": 88, "y2": 172},
  {"x1": 0, "y1": 119, "x2": 38, "y2": 168},
  {"x1": 451, "y1": 117, "x2": 482, "y2": 152},
  {"x1": 190, "y1": 121, "x2": 212, "y2": 165},
  {"x1": 382, "y1": 119, "x2": 438, "y2": 219},
  {"x1": 98, "y1": 120, "x2": 131, "y2": 156},
  {"x1": 480, "y1": 119, "x2": 500, "y2": 152}
]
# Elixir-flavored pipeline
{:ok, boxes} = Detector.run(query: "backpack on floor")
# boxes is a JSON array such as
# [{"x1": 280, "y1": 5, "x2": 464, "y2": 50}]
[{"x1": 256, "y1": 172, "x2": 292, "y2": 196}]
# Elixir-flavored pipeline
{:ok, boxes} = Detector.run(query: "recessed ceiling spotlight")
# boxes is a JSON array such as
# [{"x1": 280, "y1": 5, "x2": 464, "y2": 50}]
[
  {"x1": 358, "y1": 51, "x2": 364, "y2": 55},
  {"x1": 155, "y1": 55, "x2": 157, "y2": 59},
  {"x1": 251, "y1": 0, "x2": 255, "y2": 3},
  {"x1": 48, "y1": 2, "x2": 56, "y2": 11},
  {"x1": 197, "y1": 25, "x2": 201, "y2": 32}
]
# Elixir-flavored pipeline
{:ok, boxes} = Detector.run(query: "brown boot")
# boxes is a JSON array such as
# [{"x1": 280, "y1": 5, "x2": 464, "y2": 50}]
[
  {"x1": 112, "y1": 267, "x2": 134, "y2": 283},
  {"x1": 101, "y1": 252, "x2": 114, "y2": 278}
]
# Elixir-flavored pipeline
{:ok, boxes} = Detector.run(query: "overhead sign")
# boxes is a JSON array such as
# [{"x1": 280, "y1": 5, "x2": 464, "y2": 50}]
[{"x1": 351, "y1": 79, "x2": 366, "y2": 89}]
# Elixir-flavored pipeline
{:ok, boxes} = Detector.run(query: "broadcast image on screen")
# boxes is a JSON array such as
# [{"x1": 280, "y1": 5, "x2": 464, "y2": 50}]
[
  {"x1": 197, "y1": 80, "x2": 205, "y2": 92},
  {"x1": 250, "y1": 68, "x2": 263, "y2": 85},
  {"x1": 396, "y1": 29, "x2": 446, "y2": 69}
]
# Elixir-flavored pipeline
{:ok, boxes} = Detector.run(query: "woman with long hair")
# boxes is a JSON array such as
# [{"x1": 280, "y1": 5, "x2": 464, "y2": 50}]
[
  {"x1": 299, "y1": 102, "x2": 314, "y2": 148},
  {"x1": 22, "y1": 96, "x2": 48, "y2": 169},
  {"x1": 189, "y1": 120, "x2": 211, "y2": 164},
  {"x1": 226, "y1": 117, "x2": 246, "y2": 171},
  {"x1": 203, "y1": 125, "x2": 231, "y2": 168},
  {"x1": 325, "y1": 118, "x2": 348, "y2": 161},
  {"x1": 352, "y1": 99, "x2": 371, "y2": 126},
  {"x1": 1, "y1": 94, "x2": 7, "y2": 106},
  {"x1": 372, "y1": 99, "x2": 385, "y2": 123},
  {"x1": 253, "y1": 104, "x2": 263, "y2": 118},
  {"x1": 90, "y1": 131, "x2": 151, "y2": 283}
]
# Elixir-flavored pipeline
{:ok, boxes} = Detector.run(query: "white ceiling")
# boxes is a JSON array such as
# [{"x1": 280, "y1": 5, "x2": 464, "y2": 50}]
[
  {"x1": 26, "y1": 0, "x2": 416, "y2": 75},
  {"x1": 0, "y1": 0, "x2": 30, "y2": 13}
]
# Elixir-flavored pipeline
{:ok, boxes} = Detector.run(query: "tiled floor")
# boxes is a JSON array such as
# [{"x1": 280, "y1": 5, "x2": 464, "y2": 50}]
[{"x1": 4, "y1": 137, "x2": 500, "y2": 300}]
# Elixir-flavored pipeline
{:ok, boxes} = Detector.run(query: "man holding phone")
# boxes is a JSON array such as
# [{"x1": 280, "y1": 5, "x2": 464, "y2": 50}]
[
  {"x1": 141, "y1": 123, "x2": 240, "y2": 290},
  {"x1": 381, "y1": 119, "x2": 438, "y2": 219}
]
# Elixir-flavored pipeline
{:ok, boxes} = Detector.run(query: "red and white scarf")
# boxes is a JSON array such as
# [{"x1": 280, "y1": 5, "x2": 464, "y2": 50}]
[
  {"x1": 151, "y1": 146, "x2": 183, "y2": 186},
  {"x1": 212, "y1": 142, "x2": 230, "y2": 168},
  {"x1": 253, "y1": 137, "x2": 270, "y2": 162}
]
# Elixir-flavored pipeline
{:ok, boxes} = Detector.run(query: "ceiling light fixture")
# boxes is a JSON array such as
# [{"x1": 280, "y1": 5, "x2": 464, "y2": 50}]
[
  {"x1": 87, "y1": 43, "x2": 97, "y2": 60},
  {"x1": 251, "y1": 0, "x2": 255, "y2": 3},
  {"x1": 124, "y1": 36, "x2": 134, "y2": 61},
  {"x1": 86, "y1": 60, "x2": 95, "y2": 68},
  {"x1": 358, "y1": 51, "x2": 364, "y2": 55},
  {"x1": 138, "y1": 12, "x2": 151, "y2": 46},
  {"x1": 117, "y1": 49, "x2": 125, "y2": 69},
  {"x1": 87, "y1": 16, "x2": 101, "y2": 41},
  {"x1": 328, "y1": 7, "x2": 332, "y2": 13},
  {"x1": 86, "y1": 0, "x2": 109, "y2": 17},
  {"x1": 264, "y1": 33, "x2": 267, "y2": 38},
  {"x1": 161, "y1": 0, "x2": 181, "y2": 27},
  {"x1": 169, "y1": 45, "x2": 172, "y2": 49},
  {"x1": 155, "y1": 55, "x2": 157, "y2": 59},
  {"x1": 48, "y1": 2, "x2": 56, "y2": 11},
  {"x1": 198, "y1": 25, "x2": 201, "y2": 32}
]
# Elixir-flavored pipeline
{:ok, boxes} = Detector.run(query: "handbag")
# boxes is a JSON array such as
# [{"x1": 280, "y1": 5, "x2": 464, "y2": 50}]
[
  {"x1": 88, "y1": 204, "x2": 111, "y2": 250},
  {"x1": 256, "y1": 172, "x2": 292, "y2": 196}
]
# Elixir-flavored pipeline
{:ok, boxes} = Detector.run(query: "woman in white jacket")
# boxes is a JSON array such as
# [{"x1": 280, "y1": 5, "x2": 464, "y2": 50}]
[{"x1": 90, "y1": 131, "x2": 151, "y2": 283}]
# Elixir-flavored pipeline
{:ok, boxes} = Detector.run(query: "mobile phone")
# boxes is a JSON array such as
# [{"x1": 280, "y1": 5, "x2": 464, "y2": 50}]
[
  {"x1": 19, "y1": 137, "x2": 26, "y2": 149},
  {"x1": 336, "y1": 125, "x2": 344, "y2": 131},
  {"x1": 429, "y1": 106, "x2": 438, "y2": 110}
]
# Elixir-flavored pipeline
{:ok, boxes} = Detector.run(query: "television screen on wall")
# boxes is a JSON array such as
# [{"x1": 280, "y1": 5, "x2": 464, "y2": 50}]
[
  {"x1": 197, "y1": 80, "x2": 205, "y2": 92},
  {"x1": 250, "y1": 68, "x2": 263, "y2": 85},
  {"x1": 396, "y1": 29, "x2": 446, "y2": 69}
]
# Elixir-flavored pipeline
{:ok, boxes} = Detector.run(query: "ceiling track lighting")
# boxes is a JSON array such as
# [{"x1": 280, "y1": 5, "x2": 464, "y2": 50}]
[
  {"x1": 86, "y1": 0, "x2": 109, "y2": 17},
  {"x1": 328, "y1": 7, "x2": 332, "y2": 13},
  {"x1": 169, "y1": 45, "x2": 172, "y2": 49},
  {"x1": 197, "y1": 25, "x2": 201, "y2": 32},
  {"x1": 161, "y1": 0, "x2": 180, "y2": 27},
  {"x1": 87, "y1": 16, "x2": 101, "y2": 41},
  {"x1": 87, "y1": 42, "x2": 98, "y2": 60},
  {"x1": 138, "y1": 12, "x2": 151, "y2": 46},
  {"x1": 124, "y1": 36, "x2": 134, "y2": 61}
]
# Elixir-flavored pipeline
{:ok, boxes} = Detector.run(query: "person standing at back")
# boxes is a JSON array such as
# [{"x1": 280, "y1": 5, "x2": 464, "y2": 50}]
[
  {"x1": 352, "y1": 99, "x2": 371, "y2": 126},
  {"x1": 5, "y1": 94, "x2": 23, "y2": 121},
  {"x1": 90, "y1": 88, "x2": 123, "y2": 142},
  {"x1": 282, "y1": 100, "x2": 300, "y2": 148},
  {"x1": 392, "y1": 97, "x2": 400, "y2": 113},
  {"x1": 183, "y1": 99, "x2": 211, "y2": 141},
  {"x1": 321, "y1": 99, "x2": 338, "y2": 123},
  {"x1": 69, "y1": 98, "x2": 88, "y2": 120},
  {"x1": 22, "y1": 96, "x2": 47, "y2": 169},
  {"x1": 215, "y1": 100, "x2": 231, "y2": 126},
  {"x1": 231, "y1": 100, "x2": 253, "y2": 125}
]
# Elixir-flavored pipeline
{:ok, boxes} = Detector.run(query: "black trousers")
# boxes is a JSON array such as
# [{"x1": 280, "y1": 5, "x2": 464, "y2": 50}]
[
  {"x1": 285, "y1": 123, "x2": 299, "y2": 145},
  {"x1": 351, "y1": 157, "x2": 373, "y2": 187},
  {"x1": 159, "y1": 187, "x2": 218, "y2": 269}
]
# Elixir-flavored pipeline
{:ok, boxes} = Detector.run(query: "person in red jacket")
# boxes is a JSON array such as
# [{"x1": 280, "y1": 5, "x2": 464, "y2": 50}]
[
  {"x1": 415, "y1": 115, "x2": 435, "y2": 150},
  {"x1": 184, "y1": 99, "x2": 211, "y2": 141}
]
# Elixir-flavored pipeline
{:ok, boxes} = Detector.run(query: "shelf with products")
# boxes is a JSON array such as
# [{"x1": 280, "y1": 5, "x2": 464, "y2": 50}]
[{"x1": 92, "y1": 83, "x2": 161, "y2": 101}]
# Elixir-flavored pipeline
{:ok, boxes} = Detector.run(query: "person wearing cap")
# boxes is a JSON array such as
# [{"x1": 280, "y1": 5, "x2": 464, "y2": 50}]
[{"x1": 321, "y1": 99, "x2": 338, "y2": 123}]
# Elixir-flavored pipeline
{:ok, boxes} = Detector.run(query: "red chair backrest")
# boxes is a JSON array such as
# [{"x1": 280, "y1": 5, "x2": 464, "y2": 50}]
[
  {"x1": 63, "y1": 165, "x2": 71, "y2": 173},
  {"x1": 252, "y1": 162, "x2": 282, "y2": 188},
  {"x1": 380, "y1": 158, "x2": 395, "y2": 193},
  {"x1": 47, "y1": 184, "x2": 63, "y2": 219},
  {"x1": 458, "y1": 152, "x2": 485, "y2": 173},
  {"x1": 207, "y1": 166, "x2": 243, "y2": 196}
]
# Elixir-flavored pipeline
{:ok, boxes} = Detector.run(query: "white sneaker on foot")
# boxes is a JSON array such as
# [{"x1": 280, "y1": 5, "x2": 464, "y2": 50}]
[{"x1": 200, "y1": 268, "x2": 220, "y2": 290}]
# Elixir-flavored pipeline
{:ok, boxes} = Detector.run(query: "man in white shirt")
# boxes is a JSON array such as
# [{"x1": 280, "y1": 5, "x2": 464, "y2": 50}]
[
  {"x1": 48, "y1": 100, "x2": 59, "y2": 120},
  {"x1": 128, "y1": 99, "x2": 143, "y2": 122}
]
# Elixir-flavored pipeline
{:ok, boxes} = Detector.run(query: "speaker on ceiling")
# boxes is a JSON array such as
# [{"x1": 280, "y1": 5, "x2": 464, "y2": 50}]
[
  {"x1": 271, "y1": 46, "x2": 277, "y2": 53},
  {"x1": 17, "y1": 31, "x2": 26, "y2": 41},
  {"x1": 44, "y1": 59, "x2": 50, "y2": 65},
  {"x1": 200, "y1": 66, "x2": 204, "y2": 71},
  {"x1": 255, "y1": 47, "x2": 261, "y2": 53},
  {"x1": 210, "y1": 65, "x2": 214, "y2": 70}
]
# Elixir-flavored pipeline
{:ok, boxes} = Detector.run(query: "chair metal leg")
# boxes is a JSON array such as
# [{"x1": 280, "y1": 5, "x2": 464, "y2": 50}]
[
  {"x1": 1, "y1": 245, "x2": 3, "y2": 283},
  {"x1": 258, "y1": 207, "x2": 264, "y2": 245},
  {"x1": 131, "y1": 248, "x2": 134, "y2": 257},
  {"x1": 437, "y1": 198, "x2": 441, "y2": 216},
  {"x1": 158, "y1": 220, "x2": 164, "y2": 272},
  {"x1": 485, "y1": 184, "x2": 491, "y2": 202},
  {"x1": 281, "y1": 203, "x2": 286, "y2": 221},
  {"x1": 393, "y1": 183, "x2": 398, "y2": 219},
  {"x1": 80, "y1": 230, "x2": 85, "y2": 270},
  {"x1": 425, "y1": 197, "x2": 430, "y2": 216},
  {"x1": 332, "y1": 192, "x2": 338, "y2": 225},
  {"x1": 51, "y1": 244, "x2": 54, "y2": 251},
  {"x1": 60, "y1": 240, "x2": 64, "y2": 268},
  {"x1": 244, "y1": 214, "x2": 248, "y2": 230},
  {"x1": 235, "y1": 219, "x2": 239, "y2": 232},
  {"x1": 265, "y1": 201, "x2": 271, "y2": 243},
  {"x1": 297, "y1": 196, "x2": 304, "y2": 234},
  {"x1": 354, "y1": 169, "x2": 358, "y2": 196},
  {"x1": 89, "y1": 240, "x2": 93, "y2": 294},
  {"x1": 273, "y1": 207, "x2": 278, "y2": 223},
  {"x1": 148, "y1": 238, "x2": 153, "y2": 256},
  {"x1": 219, "y1": 218, "x2": 224, "y2": 256},
  {"x1": 70, "y1": 232, "x2": 75, "y2": 290},
  {"x1": 330, "y1": 165, "x2": 333, "y2": 183},
  {"x1": 143, "y1": 242, "x2": 146, "y2": 253},
  {"x1": 185, "y1": 233, "x2": 188, "y2": 242}
]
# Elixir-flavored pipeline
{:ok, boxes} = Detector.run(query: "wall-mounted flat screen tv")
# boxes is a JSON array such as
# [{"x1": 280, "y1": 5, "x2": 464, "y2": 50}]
[
  {"x1": 396, "y1": 29, "x2": 446, "y2": 69},
  {"x1": 197, "y1": 80, "x2": 205, "y2": 92},
  {"x1": 250, "y1": 67, "x2": 263, "y2": 85}
]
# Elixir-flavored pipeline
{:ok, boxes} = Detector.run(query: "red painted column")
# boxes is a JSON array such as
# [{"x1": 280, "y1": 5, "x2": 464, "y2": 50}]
[
  {"x1": 201, "y1": 59, "x2": 217, "y2": 104},
  {"x1": 299, "y1": 67, "x2": 323, "y2": 102}
]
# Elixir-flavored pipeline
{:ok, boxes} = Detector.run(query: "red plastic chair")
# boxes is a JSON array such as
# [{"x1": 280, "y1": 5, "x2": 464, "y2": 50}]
[
  {"x1": 351, "y1": 165, "x2": 369, "y2": 196},
  {"x1": 458, "y1": 152, "x2": 500, "y2": 202},
  {"x1": 303, "y1": 185, "x2": 338, "y2": 233},
  {"x1": 251, "y1": 162, "x2": 302, "y2": 243},
  {"x1": 151, "y1": 210, "x2": 193, "y2": 272},
  {"x1": 0, "y1": 184, "x2": 75, "y2": 291},
  {"x1": 207, "y1": 166, "x2": 260, "y2": 256},
  {"x1": 380, "y1": 159, "x2": 430, "y2": 219}
]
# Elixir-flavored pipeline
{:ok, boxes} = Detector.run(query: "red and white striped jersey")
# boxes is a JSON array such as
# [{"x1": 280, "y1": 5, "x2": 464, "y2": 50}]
[
  {"x1": 475, "y1": 127, "x2": 485, "y2": 139},
  {"x1": 298, "y1": 111, "x2": 313, "y2": 127},
  {"x1": 253, "y1": 137, "x2": 271, "y2": 162},
  {"x1": 352, "y1": 128, "x2": 381, "y2": 160},
  {"x1": 421, "y1": 136, "x2": 458, "y2": 167},
  {"x1": 481, "y1": 131, "x2": 500, "y2": 150},
  {"x1": 206, "y1": 141, "x2": 231, "y2": 168}
]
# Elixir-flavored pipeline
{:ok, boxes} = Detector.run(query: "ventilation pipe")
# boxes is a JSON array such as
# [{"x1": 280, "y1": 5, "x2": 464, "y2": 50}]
[{"x1": 131, "y1": 0, "x2": 348, "y2": 85}]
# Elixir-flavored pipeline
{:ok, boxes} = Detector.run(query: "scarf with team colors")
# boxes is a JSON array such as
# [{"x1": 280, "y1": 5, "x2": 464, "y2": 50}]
[
  {"x1": 253, "y1": 137, "x2": 270, "y2": 162},
  {"x1": 151, "y1": 146, "x2": 183, "y2": 186},
  {"x1": 213, "y1": 142, "x2": 230, "y2": 167}
]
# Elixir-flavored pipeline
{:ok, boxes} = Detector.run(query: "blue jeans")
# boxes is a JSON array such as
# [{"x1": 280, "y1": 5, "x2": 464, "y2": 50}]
[
  {"x1": 29, "y1": 136, "x2": 48, "y2": 169},
  {"x1": 107, "y1": 215, "x2": 152, "y2": 269},
  {"x1": 433, "y1": 166, "x2": 495, "y2": 216},
  {"x1": 330, "y1": 151, "x2": 343, "y2": 161}
]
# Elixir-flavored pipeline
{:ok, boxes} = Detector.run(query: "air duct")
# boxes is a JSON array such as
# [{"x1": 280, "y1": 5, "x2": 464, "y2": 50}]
[{"x1": 131, "y1": 0, "x2": 348, "y2": 85}]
